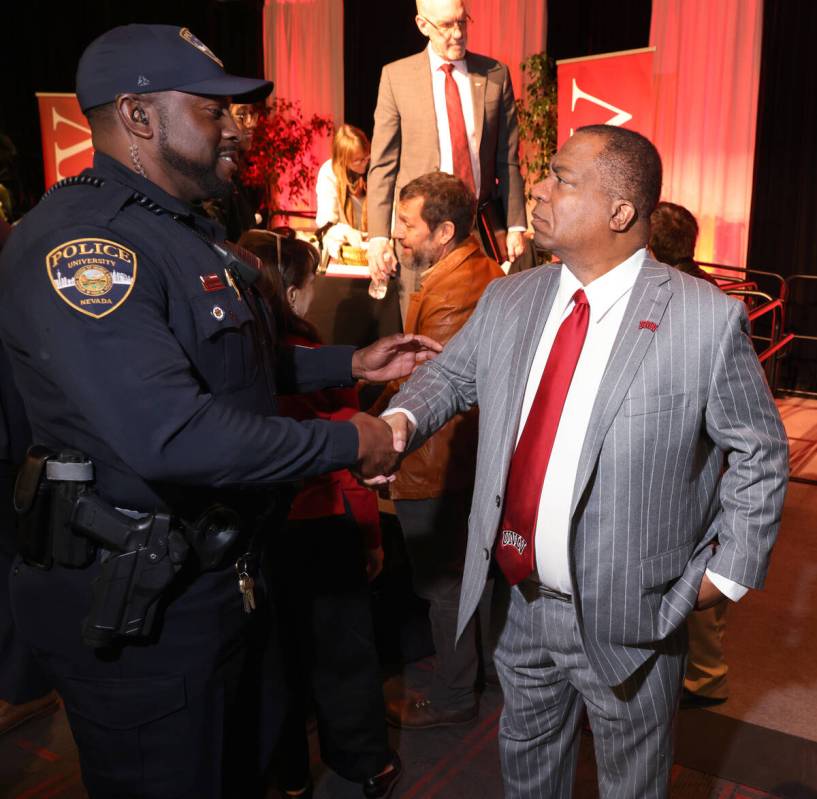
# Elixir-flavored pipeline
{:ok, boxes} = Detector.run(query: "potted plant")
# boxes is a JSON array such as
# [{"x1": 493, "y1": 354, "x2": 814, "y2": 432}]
[
  {"x1": 516, "y1": 53, "x2": 558, "y2": 199},
  {"x1": 241, "y1": 97, "x2": 333, "y2": 224}
]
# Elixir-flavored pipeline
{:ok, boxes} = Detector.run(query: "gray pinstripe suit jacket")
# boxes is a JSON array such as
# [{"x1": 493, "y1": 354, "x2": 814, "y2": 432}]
[{"x1": 389, "y1": 258, "x2": 788, "y2": 687}]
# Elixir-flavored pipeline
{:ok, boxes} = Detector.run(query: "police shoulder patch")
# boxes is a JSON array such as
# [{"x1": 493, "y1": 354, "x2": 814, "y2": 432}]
[{"x1": 46, "y1": 237, "x2": 137, "y2": 319}]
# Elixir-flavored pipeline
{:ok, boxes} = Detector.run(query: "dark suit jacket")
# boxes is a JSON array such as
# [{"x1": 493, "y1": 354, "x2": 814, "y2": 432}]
[{"x1": 367, "y1": 49, "x2": 526, "y2": 239}]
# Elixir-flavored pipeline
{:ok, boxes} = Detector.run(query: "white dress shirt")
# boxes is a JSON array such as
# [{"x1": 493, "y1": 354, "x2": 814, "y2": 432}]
[{"x1": 520, "y1": 251, "x2": 745, "y2": 601}]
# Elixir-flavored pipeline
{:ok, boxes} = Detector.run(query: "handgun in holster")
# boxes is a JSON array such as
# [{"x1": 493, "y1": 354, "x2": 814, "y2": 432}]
[{"x1": 70, "y1": 494, "x2": 190, "y2": 648}]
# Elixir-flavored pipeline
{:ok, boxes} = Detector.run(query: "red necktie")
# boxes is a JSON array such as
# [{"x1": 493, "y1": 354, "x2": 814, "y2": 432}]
[
  {"x1": 440, "y1": 63, "x2": 476, "y2": 194},
  {"x1": 495, "y1": 289, "x2": 590, "y2": 586}
]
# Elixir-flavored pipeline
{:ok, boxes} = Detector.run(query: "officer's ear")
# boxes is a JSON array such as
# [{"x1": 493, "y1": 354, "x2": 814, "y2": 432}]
[{"x1": 117, "y1": 95, "x2": 154, "y2": 139}]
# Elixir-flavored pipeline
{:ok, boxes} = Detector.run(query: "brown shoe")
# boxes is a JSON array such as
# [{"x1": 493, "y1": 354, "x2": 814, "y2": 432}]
[
  {"x1": 0, "y1": 690, "x2": 60, "y2": 735},
  {"x1": 386, "y1": 696, "x2": 477, "y2": 729}
]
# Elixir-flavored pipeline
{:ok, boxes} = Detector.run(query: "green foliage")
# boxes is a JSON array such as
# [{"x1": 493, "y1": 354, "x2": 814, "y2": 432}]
[{"x1": 516, "y1": 53, "x2": 558, "y2": 200}]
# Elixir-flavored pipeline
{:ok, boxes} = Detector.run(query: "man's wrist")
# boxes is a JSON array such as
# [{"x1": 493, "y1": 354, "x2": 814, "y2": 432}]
[{"x1": 705, "y1": 568, "x2": 748, "y2": 602}]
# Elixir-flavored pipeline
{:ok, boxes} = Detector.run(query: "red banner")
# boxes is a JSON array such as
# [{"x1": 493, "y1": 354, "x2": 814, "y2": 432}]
[
  {"x1": 556, "y1": 48, "x2": 655, "y2": 148},
  {"x1": 36, "y1": 93, "x2": 94, "y2": 191}
]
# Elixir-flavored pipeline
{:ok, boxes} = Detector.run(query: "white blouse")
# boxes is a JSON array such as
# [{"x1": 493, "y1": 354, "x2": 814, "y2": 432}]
[{"x1": 315, "y1": 159, "x2": 365, "y2": 230}]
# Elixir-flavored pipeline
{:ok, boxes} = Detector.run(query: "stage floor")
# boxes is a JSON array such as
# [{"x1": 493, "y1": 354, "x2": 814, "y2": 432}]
[{"x1": 1, "y1": 398, "x2": 815, "y2": 798}]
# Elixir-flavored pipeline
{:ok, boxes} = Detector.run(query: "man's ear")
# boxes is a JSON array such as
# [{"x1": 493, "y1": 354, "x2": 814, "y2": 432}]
[
  {"x1": 436, "y1": 219, "x2": 457, "y2": 247},
  {"x1": 415, "y1": 15, "x2": 432, "y2": 38},
  {"x1": 116, "y1": 95, "x2": 155, "y2": 140},
  {"x1": 610, "y1": 199, "x2": 637, "y2": 233}
]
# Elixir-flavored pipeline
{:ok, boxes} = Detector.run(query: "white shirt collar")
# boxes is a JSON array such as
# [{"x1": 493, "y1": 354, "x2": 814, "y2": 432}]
[
  {"x1": 427, "y1": 43, "x2": 467, "y2": 74},
  {"x1": 556, "y1": 248, "x2": 646, "y2": 323}
]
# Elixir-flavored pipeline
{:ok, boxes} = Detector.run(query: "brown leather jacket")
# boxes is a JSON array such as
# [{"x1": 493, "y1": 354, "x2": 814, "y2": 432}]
[{"x1": 376, "y1": 235, "x2": 505, "y2": 499}]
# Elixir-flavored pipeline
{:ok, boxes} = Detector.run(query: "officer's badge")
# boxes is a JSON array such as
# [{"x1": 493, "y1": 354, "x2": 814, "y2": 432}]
[
  {"x1": 179, "y1": 28, "x2": 224, "y2": 67},
  {"x1": 46, "y1": 238, "x2": 137, "y2": 319}
]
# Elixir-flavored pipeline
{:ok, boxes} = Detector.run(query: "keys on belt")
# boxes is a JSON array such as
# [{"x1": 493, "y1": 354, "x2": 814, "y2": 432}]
[{"x1": 235, "y1": 553, "x2": 257, "y2": 614}]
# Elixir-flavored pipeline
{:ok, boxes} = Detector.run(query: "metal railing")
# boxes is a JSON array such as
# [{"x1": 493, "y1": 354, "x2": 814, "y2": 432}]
[{"x1": 777, "y1": 274, "x2": 817, "y2": 398}]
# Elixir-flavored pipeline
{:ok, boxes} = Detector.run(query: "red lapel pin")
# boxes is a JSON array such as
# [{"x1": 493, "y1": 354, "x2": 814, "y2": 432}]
[{"x1": 639, "y1": 320, "x2": 658, "y2": 332}]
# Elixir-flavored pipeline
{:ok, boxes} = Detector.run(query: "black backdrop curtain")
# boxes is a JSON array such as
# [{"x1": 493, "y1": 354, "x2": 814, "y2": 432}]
[
  {"x1": 0, "y1": 0, "x2": 263, "y2": 213},
  {"x1": 748, "y1": 0, "x2": 817, "y2": 279},
  {"x1": 546, "y1": 0, "x2": 651, "y2": 61},
  {"x1": 343, "y1": 0, "x2": 424, "y2": 138}
]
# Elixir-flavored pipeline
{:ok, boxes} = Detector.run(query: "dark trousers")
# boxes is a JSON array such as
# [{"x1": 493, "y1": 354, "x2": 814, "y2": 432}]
[
  {"x1": 10, "y1": 556, "x2": 278, "y2": 799},
  {"x1": 394, "y1": 493, "x2": 479, "y2": 711},
  {"x1": 271, "y1": 510, "x2": 389, "y2": 788}
]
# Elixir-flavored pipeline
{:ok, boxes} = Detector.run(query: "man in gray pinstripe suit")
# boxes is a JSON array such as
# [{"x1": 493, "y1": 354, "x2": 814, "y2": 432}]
[{"x1": 378, "y1": 125, "x2": 788, "y2": 797}]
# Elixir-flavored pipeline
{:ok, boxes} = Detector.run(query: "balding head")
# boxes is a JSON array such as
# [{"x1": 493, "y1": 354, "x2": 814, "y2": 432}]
[{"x1": 416, "y1": 0, "x2": 469, "y2": 60}]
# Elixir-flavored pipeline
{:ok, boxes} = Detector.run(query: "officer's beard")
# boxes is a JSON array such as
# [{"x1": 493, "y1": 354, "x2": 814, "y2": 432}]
[{"x1": 157, "y1": 117, "x2": 233, "y2": 203}]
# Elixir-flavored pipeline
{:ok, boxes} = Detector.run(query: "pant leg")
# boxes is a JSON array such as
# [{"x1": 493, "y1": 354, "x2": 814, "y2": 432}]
[
  {"x1": 394, "y1": 494, "x2": 478, "y2": 711},
  {"x1": 684, "y1": 602, "x2": 729, "y2": 699},
  {"x1": 273, "y1": 513, "x2": 389, "y2": 784},
  {"x1": 0, "y1": 551, "x2": 52, "y2": 703},
  {"x1": 495, "y1": 585, "x2": 685, "y2": 799},
  {"x1": 493, "y1": 587, "x2": 585, "y2": 799},
  {"x1": 11, "y1": 556, "x2": 265, "y2": 799}
]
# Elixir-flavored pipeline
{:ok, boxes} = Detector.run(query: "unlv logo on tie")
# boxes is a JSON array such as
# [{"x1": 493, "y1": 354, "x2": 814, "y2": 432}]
[{"x1": 501, "y1": 530, "x2": 528, "y2": 556}]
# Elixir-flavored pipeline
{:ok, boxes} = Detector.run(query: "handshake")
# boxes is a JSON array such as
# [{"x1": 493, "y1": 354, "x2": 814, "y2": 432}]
[{"x1": 349, "y1": 411, "x2": 416, "y2": 483}]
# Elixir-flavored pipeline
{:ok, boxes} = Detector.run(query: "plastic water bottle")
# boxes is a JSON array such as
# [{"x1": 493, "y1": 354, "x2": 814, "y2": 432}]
[{"x1": 368, "y1": 277, "x2": 388, "y2": 300}]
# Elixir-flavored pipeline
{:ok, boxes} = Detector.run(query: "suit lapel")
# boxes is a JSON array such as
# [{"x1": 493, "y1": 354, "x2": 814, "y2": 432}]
[
  {"x1": 570, "y1": 262, "x2": 673, "y2": 517},
  {"x1": 500, "y1": 269, "x2": 560, "y2": 476},
  {"x1": 416, "y1": 52, "x2": 441, "y2": 166},
  {"x1": 466, "y1": 54, "x2": 487, "y2": 152}
]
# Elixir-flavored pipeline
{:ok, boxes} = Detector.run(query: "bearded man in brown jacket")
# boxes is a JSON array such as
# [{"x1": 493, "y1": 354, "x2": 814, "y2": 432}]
[{"x1": 376, "y1": 171, "x2": 505, "y2": 728}]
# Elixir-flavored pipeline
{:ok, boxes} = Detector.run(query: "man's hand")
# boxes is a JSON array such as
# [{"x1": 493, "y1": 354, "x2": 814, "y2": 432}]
[
  {"x1": 695, "y1": 573, "x2": 727, "y2": 610},
  {"x1": 506, "y1": 230, "x2": 526, "y2": 262},
  {"x1": 363, "y1": 412, "x2": 416, "y2": 487},
  {"x1": 349, "y1": 412, "x2": 400, "y2": 478},
  {"x1": 385, "y1": 411, "x2": 415, "y2": 453},
  {"x1": 351, "y1": 333, "x2": 443, "y2": 382},
  {"x1": 368, "y1": 238, "x2": 397, "y2": 282}
]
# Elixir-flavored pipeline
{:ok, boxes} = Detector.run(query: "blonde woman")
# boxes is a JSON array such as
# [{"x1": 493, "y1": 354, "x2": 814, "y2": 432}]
[{"x1": 316, "y1": 125, "x2": 370, "y2": 257}]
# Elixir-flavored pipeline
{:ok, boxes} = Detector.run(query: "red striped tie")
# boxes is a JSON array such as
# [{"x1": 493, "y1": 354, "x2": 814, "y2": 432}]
[
  {"x1": 495, "y1": 289, "x2": 590, "y2": 585},
  {"x1": 440, "y1": 63, "x2": 476, "y2": 194}
]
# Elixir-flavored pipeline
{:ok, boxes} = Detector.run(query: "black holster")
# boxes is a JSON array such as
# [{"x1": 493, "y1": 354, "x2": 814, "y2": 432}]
[
  {"x1": 14, "y1": 446, "x2": 248, "y2": 648},
  {"x1": 14, "y1": 446, "x2": 95, "y2": 569}
]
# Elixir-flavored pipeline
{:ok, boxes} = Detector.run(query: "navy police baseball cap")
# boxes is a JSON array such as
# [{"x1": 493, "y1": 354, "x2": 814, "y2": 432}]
[{"x1": 76, "y1": 24, "x2": 273, "y2": 113}]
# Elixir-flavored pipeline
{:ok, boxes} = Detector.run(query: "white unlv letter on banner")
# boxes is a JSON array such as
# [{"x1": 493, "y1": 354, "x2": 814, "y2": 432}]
[
  {"x1": 36, "y1": 93, "x2": 95, "y2": 190},
  {"x1": 52, "y1": 108, "x2": 93, "y2": 182}
]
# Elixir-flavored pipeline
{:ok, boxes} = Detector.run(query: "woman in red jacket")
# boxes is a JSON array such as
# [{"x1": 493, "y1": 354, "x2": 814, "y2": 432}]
[{"x1": 240, "y1": 230, "x2": 400, "y2": 799}]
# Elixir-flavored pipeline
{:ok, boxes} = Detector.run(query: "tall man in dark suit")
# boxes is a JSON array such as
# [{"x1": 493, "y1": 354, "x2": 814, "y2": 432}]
[
  {"x1": 379, "y1": 125, "x2": 788, "y2": 797},
  {"x1": 367, "y1": 0, "x2": 527, "y2": 317}
]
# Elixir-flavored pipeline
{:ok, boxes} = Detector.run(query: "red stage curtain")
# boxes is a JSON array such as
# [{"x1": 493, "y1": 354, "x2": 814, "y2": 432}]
[
  {"x1": 649, "y1": 0, "x2": 762, "y2": 267},
  {"x1": 466, "y1": 0, "x2": 547, "y2": 102},
  {"x1": 262, "y1": 0, "x2": 344, "y2": 211}
]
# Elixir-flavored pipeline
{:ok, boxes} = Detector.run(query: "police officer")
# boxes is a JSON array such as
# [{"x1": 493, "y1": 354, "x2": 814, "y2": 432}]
[{"x1": 0, "y1": 24, "x2": 438, "y2": 798}]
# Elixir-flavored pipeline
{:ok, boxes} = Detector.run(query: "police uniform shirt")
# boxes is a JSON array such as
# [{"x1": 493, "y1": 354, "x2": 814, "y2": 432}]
[{"x1": 0, "y1": 152, "x2": 359, "y2": 513}]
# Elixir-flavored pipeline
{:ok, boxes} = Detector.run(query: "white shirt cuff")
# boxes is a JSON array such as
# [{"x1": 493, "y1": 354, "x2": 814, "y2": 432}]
[
  {"x1": 381, "y1": 407, "x2": 418, "y2": 444},
  {"x1": 705, "y1": 568, "x2": 748, "y2": 602},
  {"x1": 507, "y1": 226, "x2": 527, "y2": 233}
]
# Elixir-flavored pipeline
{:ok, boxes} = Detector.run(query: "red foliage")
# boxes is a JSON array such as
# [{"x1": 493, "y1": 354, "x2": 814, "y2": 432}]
[{"x1": 241, "y1": 98, "x2": 333, "y2": 211}]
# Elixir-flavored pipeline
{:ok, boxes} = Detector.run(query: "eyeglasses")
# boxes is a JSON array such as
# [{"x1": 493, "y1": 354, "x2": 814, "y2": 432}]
[{"x1": 420, "y1": 13, "x2": 472, "y2": 35}]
